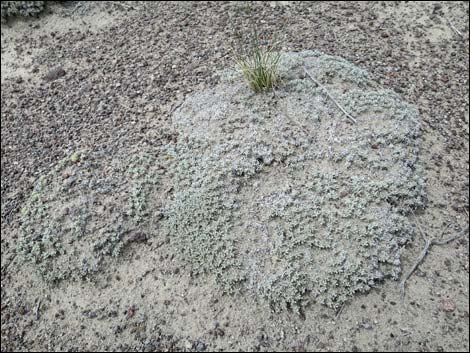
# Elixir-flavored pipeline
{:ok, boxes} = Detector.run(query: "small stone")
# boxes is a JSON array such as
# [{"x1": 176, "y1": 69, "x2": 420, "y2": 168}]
[
  {"x1": 439, "y1": 297, "x2": 456, "y2": 312},
  {"x1": 127, "y1": 232, "x2": 148, "y2": 243},
  {"x1": 126, "y1": 305, "x2": 137, "y2": 318},
  {"x1": 43, "y1": 66, "x2": 66, "y2": 82},
  {"x1": 195, "y1": 341, "x2": 207, "y2": 352},
  {"x1": 359, "y1": 322, "x2": 373, "y2": 330}
]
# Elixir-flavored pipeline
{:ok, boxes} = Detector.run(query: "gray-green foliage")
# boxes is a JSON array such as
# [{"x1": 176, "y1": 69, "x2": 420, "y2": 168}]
[
  {"x1": 19, "y1": 150, "x2": 160, "y2": 282},
  {"x1": 1, "y1": 1, "x2": 45, "y2": 19},
  {"x1": 164, "y1": 50, "x2": 425, "y2": 312},
  {"x1": 17, "y1": 50, "x2": 426, "y2": 312}
]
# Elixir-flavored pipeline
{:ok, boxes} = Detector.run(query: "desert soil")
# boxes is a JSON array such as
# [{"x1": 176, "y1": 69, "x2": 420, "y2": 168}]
[{"x1": 1, "y1": 1, "x2": 469, "y2": 352}]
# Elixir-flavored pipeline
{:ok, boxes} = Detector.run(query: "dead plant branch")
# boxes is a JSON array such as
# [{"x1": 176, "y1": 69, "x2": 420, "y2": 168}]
[
  {"x1": 400, "y1": 224, "x2": 469, "y2": 302},
  {"x1": 303, "y1": 67, "x2": 357, "y2": 124},
  {"x1": 445, "y1": 17, "x2": 464, "y2": 38},
  {"x1": 35, "y1": 299, "x2": 42, "y2": 320}
]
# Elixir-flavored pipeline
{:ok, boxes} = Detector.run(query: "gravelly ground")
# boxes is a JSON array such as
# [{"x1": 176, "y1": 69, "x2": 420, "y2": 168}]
[{"x1": 1, "y1": 1, "x2": 469, "y2": 351}]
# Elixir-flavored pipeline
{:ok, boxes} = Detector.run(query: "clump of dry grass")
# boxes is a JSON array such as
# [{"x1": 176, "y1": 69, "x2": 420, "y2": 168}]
[{"x1": 234, "y1": 30, "x2": 282, "y2": 93}]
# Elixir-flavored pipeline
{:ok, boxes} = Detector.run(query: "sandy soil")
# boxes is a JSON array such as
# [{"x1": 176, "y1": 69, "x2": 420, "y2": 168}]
[{"x1": 1, "y1": 1, "x2": 469, "y2": 351}]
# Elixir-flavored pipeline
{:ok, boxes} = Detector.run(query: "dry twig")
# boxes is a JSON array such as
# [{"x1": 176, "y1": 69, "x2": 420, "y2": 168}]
[
  {"x1": 335, "y1": 302, "x2": 346, "y2": 320},
  {"x1": 35, "y1": 299, "x2": 42, "y2": 320},
  {"x1": 445, "y1": 17, "x2": 464, "y2": 38},
  {"x1": 303, "y1": 67, "x2": 357, "y2": 124},
  {"x1": 399, "y1": 223, "x2": 469, "y2": 302},
  {"x1": 1, "y1": 253, "x2": 17, "y2": 273}
]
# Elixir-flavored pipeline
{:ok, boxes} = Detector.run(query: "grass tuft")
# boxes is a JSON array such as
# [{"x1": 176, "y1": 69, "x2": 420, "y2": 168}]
[{"x1": 234, "y1": 30, "x2": 282, "y2": 93}]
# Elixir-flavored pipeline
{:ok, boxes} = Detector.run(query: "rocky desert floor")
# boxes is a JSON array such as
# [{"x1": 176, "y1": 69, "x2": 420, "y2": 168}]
[{"x1": 1, "y1": 1, "x2": 469, "y2": 351}]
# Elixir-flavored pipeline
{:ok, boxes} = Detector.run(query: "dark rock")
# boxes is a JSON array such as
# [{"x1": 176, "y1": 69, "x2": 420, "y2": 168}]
[
  {"x1": 195, "y1": 341, "x2": 207, "y2": 352},
  {"x1": 43, "y1": 66, "x2": 66, "y2": 82}
]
